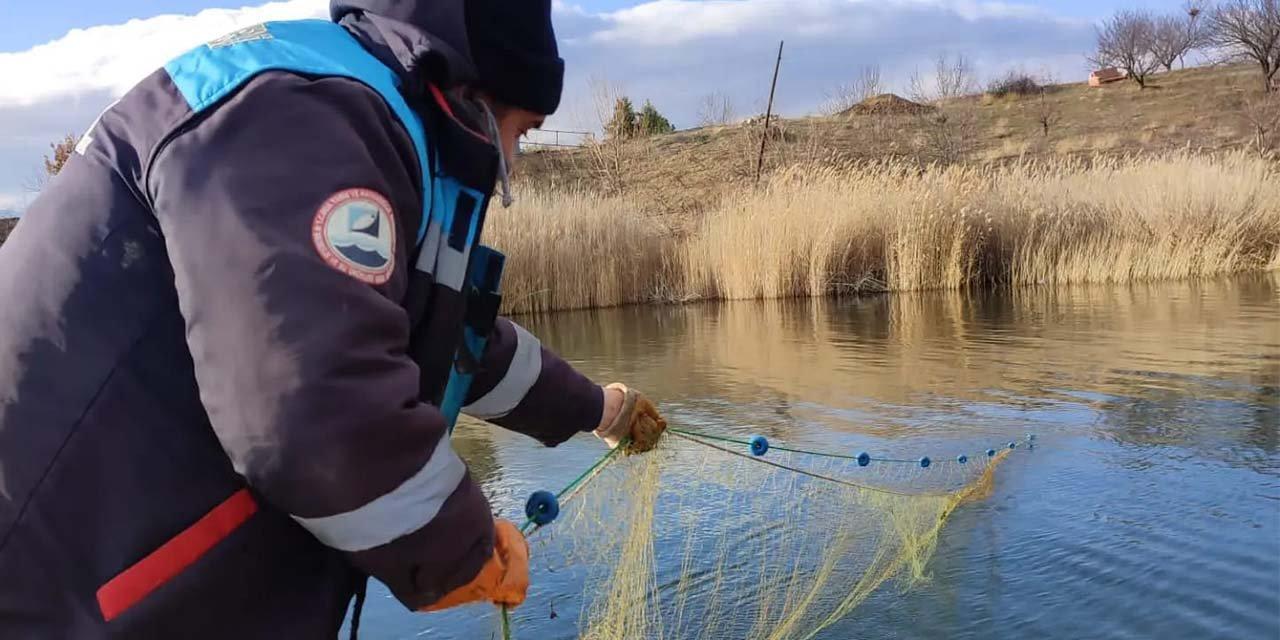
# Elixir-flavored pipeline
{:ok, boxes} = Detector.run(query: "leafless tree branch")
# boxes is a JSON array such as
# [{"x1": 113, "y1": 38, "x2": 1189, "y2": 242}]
[
  {"x1": 821, "y1": 64, "x2": 883, "y2": 114},
  {"x1": 1150, "y1": 13, "x2": 1202, "y2": 72},
  {"x1": 908, "y1": 54, "x2": 978, "y2": 164},
  {"x1": 1208, "y1": 0, "x2": 1280, "y2": 92},
  {"x1": 1090, "y1": 9, "x2": 1163, "y2": 88},
  {"x1": 1235, "y1": 84, "x2": 1280, "y2": 156},
  {"x1": 696, "y1": 92, "x2": 737, "y2": 127}
]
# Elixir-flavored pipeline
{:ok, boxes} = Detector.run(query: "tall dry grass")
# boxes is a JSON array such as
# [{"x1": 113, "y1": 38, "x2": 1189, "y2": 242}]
[
  {"x1": 485, "y1": 189, "x2": 676, "y2": 314},
  {"x1": 492, "y1": 152, "x2": 1280, "y2": 314}
]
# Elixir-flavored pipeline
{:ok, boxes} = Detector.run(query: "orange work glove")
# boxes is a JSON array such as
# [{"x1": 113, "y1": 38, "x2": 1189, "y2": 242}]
[
  {"x1": 593, "y1": 383, "x2": 667, "y2": 454},
  {"x1": 421, "y1": 519, "x2": 529, "y2": 612}
]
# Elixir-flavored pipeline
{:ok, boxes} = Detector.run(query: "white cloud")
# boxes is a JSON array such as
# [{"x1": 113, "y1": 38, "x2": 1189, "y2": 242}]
[
  {"x1": 0, "y1": 190, "x2": 33, "y2": 214},
  {"x1": 0, "y1": 0, "x2": 1099, "y2": 203},
  {"x1": 548, "y1": 0, "x2": 1094, "y2": 132},
  {"x1": 583, "y1": 0, "x2": 1066, "y2": 46},
  {"x1": 0, "y1": 0, "x2": 325, "y2": 108},
  {"x1": 0, "y1": 1, "x2": 326, "y2": 210},
  {"x1": 592, "y1": 0, "x2": 798, "y2": 45}
]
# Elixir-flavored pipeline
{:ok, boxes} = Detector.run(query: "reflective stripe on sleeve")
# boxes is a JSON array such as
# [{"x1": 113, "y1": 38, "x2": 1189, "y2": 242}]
[
  {"x1": 463, "y1": 323, "x2": 542, "y2": 420},
  {"x1": 292, "y1": 439, "x2": 466, "y2": 552}
]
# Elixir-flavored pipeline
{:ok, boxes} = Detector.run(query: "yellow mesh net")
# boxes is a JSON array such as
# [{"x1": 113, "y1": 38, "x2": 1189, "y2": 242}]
[{"x1": 501, "y1": 430, "x2": 1018, "y2": 640}]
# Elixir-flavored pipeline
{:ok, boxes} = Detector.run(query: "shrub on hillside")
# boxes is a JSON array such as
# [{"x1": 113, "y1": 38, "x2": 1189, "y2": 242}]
[
  {"x1": 606, "y1": 97, "x2": 676, "y2": 139},
  {"x1": 986, "y1": 71, "x2": 1043, "y2": 98},
  {"x1": 638, "y1": 101, "x2": 675, "y2": 135}
]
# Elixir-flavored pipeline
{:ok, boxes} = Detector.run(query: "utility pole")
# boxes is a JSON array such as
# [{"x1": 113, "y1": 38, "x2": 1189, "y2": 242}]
[{"x1": 755, "y1": 40, "x2": 784, "y2": 186}]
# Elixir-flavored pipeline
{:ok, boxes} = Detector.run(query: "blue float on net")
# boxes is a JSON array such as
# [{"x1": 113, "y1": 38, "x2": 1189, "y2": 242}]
[
  {"x1": 1008, "y1": 441, "x2": 1017, "y2": 449},
  {"x1": 919, "y1": 456, "x2": 932, "y2": 468},
  {"x1": 957, "y1": 454, "x2": 968, "y2": 464},
  {"x1": 525, "y1": 490, "x2": 560, "y2": 526},
  {"x1": 987, "y1": 448, "x2": 997, "y2": 457},
  {"x1": 1027, "y1": 433, "x2": 1036, "y2": 442},
  {"x1": 749, "y1": 435, "x2": 770, "y2": 456},
  {"x1": 857, "y1": 452, "x2": 871, "y2": 467}
]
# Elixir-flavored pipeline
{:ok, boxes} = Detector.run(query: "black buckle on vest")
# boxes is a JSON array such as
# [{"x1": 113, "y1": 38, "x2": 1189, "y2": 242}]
[
  {"x1": 465, "y1": 289, "x2": 501, "y2": 335},
  {"x1": 452, "y1": 247, "x2": 505, "y2": 377}
]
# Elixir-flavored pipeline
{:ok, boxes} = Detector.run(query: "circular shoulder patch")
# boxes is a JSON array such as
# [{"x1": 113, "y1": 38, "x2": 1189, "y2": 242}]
[{"x1": 312, "y1": 188, "x2": 397, "y2": 285}]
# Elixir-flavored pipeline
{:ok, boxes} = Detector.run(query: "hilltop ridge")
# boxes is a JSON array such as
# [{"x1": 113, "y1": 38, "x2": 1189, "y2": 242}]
[{"x1": 519, "y1": 64, "x2": 1269, "y2": 221}]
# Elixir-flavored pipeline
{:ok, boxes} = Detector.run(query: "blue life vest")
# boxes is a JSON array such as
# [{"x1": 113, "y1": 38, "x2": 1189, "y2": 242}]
[{"x1": 163, "y1": 19, "x2": 504, "y2": 429}]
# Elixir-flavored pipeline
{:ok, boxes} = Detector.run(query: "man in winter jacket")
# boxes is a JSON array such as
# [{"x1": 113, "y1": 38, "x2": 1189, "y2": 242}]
[{"x1": 0, "y1": 0, "x2": 666, "y2": 637}]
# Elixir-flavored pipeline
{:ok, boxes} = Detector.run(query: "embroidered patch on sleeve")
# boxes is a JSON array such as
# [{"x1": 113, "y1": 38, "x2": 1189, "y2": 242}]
[{"x1": 312, "y1": 188, "x2": 397, "y2": 285}]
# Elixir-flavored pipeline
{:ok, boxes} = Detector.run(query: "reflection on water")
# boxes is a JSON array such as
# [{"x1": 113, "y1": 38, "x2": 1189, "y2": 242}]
[{"x1": 357, "y1": 274, "x2": 1280, "y2": 639}]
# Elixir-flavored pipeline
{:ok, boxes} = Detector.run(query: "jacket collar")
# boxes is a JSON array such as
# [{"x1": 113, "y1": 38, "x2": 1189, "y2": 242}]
[{"x1": 336, "y1": 7, "x2": 500, "y2": 174}]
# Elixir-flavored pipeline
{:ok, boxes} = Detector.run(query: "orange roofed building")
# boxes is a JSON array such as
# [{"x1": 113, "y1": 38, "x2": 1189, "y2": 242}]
[{"x1": 1089, "y1": 67, "x2": 1127, "y2": 87}]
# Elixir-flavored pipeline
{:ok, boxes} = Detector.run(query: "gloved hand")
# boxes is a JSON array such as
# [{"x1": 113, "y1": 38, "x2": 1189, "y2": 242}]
[
  {"x1": 421, "y1": 519, "x2": 529, "y2": 611},
  {"x1": 593, "y1": 383, "x2": 667, "y2": 454}
]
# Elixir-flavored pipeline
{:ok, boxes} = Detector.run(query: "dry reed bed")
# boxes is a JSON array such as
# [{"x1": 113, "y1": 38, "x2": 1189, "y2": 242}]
[{"x1": 487, "y1": 153, "x2": 1280, "y2": 314}]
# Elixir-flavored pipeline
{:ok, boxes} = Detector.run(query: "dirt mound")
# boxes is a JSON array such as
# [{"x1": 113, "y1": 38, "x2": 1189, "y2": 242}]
[{"x1": 842, "y1": 93, "x2": 935, "y2": 116}]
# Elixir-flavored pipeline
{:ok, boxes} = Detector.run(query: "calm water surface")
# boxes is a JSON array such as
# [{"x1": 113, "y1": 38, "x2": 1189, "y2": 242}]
[{"x1": 355, "y1": 274, "x2": 1280, "y2": 639}]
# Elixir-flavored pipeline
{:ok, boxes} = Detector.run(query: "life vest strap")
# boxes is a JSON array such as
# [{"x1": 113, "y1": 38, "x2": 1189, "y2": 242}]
[{"x1": 439, "y1": 246, "x2": 506, "y2": 431}]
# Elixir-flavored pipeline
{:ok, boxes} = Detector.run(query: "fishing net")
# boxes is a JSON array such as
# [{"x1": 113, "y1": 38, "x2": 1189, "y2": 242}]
[{"x1": 491, "y1": 428, "x2": 1025, "y2": 640}]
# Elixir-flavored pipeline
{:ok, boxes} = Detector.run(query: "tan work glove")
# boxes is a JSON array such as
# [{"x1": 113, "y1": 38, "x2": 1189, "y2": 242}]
[
  {"x1": 593, "y1": 383, "x2": 667, "y2": 454},
  {"x1": 421, "y1": 519, "x2": 530, "y2": 611}
]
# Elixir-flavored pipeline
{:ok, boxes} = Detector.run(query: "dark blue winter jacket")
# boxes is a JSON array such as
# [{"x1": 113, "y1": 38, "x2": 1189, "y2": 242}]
[{"x1": 0, "y1": 3, "x2": 602, "y2": 637}]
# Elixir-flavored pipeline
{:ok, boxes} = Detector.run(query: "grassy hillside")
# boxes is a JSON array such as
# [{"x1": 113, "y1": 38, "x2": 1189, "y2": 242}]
[{"x1": 519, "y1": 64, "x2": 1270, "y2": 223}]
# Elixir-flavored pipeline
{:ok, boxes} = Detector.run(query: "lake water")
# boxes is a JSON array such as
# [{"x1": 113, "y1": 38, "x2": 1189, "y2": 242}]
[{"x1": 354, "y1": 274, "x2": 1280, "y2": 640}]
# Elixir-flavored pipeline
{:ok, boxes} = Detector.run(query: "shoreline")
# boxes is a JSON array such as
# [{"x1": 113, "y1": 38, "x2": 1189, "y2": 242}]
[
  {"x1": 491, "y1": 152, "x2": 1280, "y2": 315},
  {"x1": 501, "y1": 269, "x2": 1280, "y2": 318}
]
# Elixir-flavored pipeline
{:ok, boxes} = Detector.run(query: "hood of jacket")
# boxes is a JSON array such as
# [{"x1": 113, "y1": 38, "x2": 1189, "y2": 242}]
[{"x1": 331, "y1": 0, "x2": 477, "y2": 91}]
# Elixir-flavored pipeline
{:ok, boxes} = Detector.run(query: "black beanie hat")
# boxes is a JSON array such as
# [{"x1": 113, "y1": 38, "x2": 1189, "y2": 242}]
[{"x1": 465, "y1": 0, "x2": 565, "y2": 115}]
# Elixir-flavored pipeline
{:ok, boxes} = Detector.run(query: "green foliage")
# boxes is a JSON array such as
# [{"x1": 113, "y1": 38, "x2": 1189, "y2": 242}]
[
  {"x1": 606, "y1": 97, "x2": 638, "y2": 140},
  {"x1": 638, "y1": 100, "x2": 675, "y2": 135},
  {"x1": 606, "y1": 97, "x2": 675, "y2": 139}
]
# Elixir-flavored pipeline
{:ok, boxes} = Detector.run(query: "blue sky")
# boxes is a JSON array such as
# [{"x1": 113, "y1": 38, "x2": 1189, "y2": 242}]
[
  {"x1": 0, "y1": 0, "x2": 1152, "y2": 51},
  {"x1": 0, "y1": 0, "x2": 1175, "y2": 212},
  {"x1": 2, "y1": 2, "x2": 225, "y2": 50},
  {"x1": 0, "y1": 0, "x2": 632, "y2": 50}
]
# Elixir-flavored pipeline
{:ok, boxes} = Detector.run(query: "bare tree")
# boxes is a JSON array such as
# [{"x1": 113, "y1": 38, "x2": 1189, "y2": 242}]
[
  {"x1": 1208, "y1": 0, "x2": 1280, "y2": 92},
  {"x1": 1181, "y1": 0, "x2": 1212, "y2": 67},
  {"x1": 1032, "y1": 78, "x2": 1062, "y2": 137},
  {"x1": 820, "y1": 84, "x2": 858, "y2": 115},
  {"x1": 1091, "y1": 9, "x2": 1162, "y2": 88},
  {"x1": 1150, "y1": 12, "x2": 1203, "y2": 72},
  {"x1": 1236, "y1": 86, "x2": 1280, "y2": 156},
  {"x1": 855, "y1": 64, "x2": 883, "y2": 101},
  {"x1": 584, "y1": 76, "x2": 630, "y2": 194},
  {"x1": 910, "y1": 53, "x2": 976, "y2": 103},
  {"x1": 696, "y1": 92, "x2": 736, "y2": 127},
  {"x1": 820, "y1": 64, "x2": 883, "y2": 114},
  {"x1": 588, "y1": 75, "x2": 625, "y2": 131},
  {"x1": 908, "y1": 54, "x2": 979, "y2": 164}
]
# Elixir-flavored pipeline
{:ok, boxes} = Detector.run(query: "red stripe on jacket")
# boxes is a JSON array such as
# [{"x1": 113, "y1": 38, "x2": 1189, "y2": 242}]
[{"x1": 97, "y1": 488, "x2": 258, "y2": 621}]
